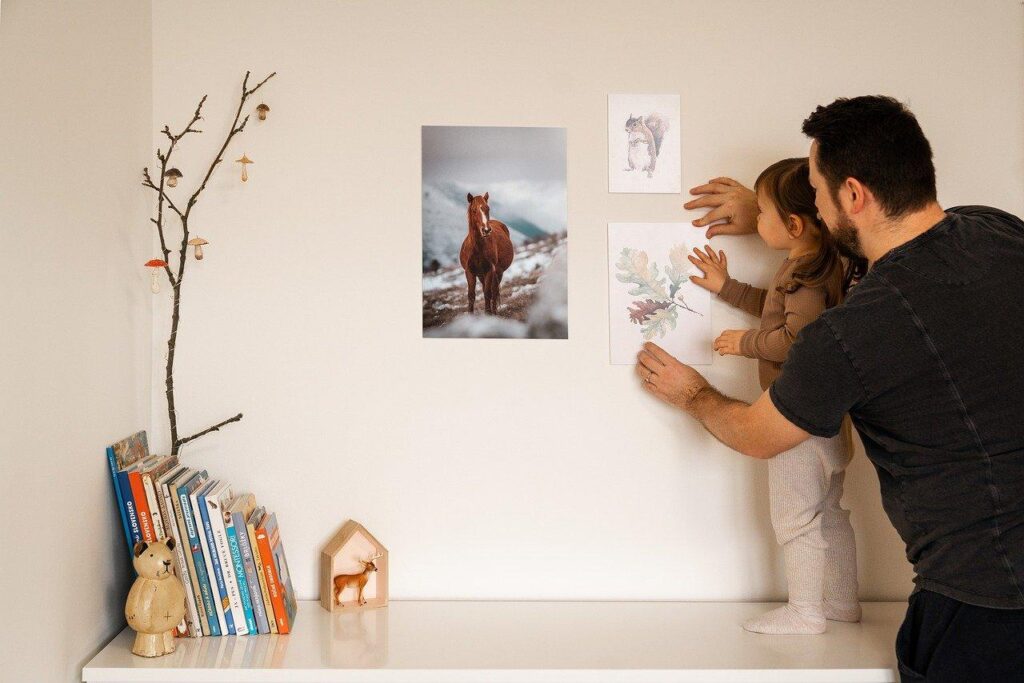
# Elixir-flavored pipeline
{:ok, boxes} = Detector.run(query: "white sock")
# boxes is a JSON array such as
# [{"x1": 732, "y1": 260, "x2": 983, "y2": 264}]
[
  {"x1": 743, "y1": 603, "x2": 826, "y2": 635},
  {"x1": 823, "y1": 599, "x2": 862, "y2": 622}
]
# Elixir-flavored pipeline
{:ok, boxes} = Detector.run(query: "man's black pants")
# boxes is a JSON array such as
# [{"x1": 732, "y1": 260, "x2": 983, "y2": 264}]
[{"x1": 896, "y1": 589, "x2": 1024, "y2": 682}]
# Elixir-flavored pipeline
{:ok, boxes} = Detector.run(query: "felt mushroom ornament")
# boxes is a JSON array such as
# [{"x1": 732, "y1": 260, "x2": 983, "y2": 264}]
[
  {"x1": 235, "y1": 153, "x2": 253, "y2": 182},
  {"x1": 256, "y1": 103, "x2": 270, "y2": 121},
  {"x1": 163, "y1": 168, "x2": 182, "y2": 188},
  {"x1": 188, "y1": 237, "x2": 208, "y2": 260},
  {"x1": 145, "y1": 259, "x2": 168, "y2": 293}
]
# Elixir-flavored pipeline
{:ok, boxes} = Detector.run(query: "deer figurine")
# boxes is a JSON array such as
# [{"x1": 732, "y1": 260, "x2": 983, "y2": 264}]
[{"x1": 333, "y1": 552, "x2": 383, "y2": 607}]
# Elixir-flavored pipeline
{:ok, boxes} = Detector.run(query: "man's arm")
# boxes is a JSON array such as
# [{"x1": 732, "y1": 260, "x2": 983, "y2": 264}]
[
  {"x1": 687, "y1": 386, "x2": 809, "y2": 459},
  {"x1": 636, "y1": 342, "x2": 810, "y2": 459}
]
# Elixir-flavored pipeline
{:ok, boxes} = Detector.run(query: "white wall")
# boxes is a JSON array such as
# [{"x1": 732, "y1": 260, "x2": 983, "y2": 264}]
[
  {"x1": 148, "y1": 0, "x2": 1024, "y2": 603},
  {"x1": 0, "y1": 1, "x2": 153, "y2": 681}
]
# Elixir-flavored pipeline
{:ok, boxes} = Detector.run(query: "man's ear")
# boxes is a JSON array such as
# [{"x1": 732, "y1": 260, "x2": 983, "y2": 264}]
[
  {"x1": 843, "y1": 177, "x2": 868, "y2": 214},
  {"x1": 164, "y1": 536, "x2": 176, "y2": 551},
  {"x1": 133, "y1": 541, "x2": 149, "y2": 558}
]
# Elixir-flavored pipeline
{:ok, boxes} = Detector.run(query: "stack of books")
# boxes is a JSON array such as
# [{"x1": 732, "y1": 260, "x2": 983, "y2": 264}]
[{"x1": 106, "y1": 431, "x2": 298, "y2": 637}]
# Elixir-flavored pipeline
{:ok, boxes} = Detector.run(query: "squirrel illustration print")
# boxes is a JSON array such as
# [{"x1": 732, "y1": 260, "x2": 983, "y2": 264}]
[{"x1": 624, "y1": 113, "x2": 669, "y2": 178}]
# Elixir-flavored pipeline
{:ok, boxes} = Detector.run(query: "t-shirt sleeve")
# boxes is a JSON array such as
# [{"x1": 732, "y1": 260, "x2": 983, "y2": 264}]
[{"x1": 768, "y1": 317, "x2": 866, "y2": 437}]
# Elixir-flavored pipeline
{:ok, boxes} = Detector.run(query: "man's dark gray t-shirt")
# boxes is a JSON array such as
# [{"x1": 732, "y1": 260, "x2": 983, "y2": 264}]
[{"x1": 770, "y1": 206, "x2": 1024, "y2": 609}]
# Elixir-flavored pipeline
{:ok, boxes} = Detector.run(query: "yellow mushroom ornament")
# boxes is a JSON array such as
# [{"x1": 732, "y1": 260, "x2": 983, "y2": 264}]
[{"x1": 235, "y1": 154, "x2": 253, "y2": 182}]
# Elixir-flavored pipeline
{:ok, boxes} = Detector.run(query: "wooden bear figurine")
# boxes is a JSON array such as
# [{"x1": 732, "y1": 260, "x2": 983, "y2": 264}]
[{"x1": 125, "y1": 537, "x2": 186, "y2": 657}]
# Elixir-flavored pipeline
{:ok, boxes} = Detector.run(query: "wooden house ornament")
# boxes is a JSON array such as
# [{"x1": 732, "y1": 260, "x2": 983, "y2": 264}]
[{"x1": 320, "y1": 520, "x2": 388, "y2": 612}]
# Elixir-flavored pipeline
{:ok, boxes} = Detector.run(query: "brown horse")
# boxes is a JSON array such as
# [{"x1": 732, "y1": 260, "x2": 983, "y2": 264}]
[{"x1": 461, "y1": 192, "x2": 514, "y2": 315}]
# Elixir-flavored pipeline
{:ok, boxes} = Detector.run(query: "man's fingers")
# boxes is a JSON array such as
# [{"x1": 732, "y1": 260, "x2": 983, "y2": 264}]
[
  {"x1": 636, "y1": 350, "x2": 664, "y2": 371},
  {"x1": 708, "y1": 176, "x2": 740, "y2": 187},
  {"x1": 683, "y1": 194, "x2": 724, "y2": 211},
  {"x1": 706, "y1": 221, "x2": 754, "y2": 238},
  {"x1": 688, "y1": 182, "x2": 730, "y2": 196},
  {"x1": 635, "y1": 362, "x2": 656, "y2": 381},
  {"x1": 643, "y1": 342, "x2": 675, "y2": 365},
  {"x1": 689, "y1": 274, "x2": 708, "y2": 287},
  {"x1": 692, "y1": 205, "x2": 731, "y2": 228},
  {"x1": 719, "y1": 250, "x2": 727, "y2": 267}
]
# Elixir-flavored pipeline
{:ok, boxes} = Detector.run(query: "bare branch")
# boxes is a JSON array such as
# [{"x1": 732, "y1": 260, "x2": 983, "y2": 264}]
[
  {"x1": 176, "y1": 413, "x2": 245, "y2": 450},
  {"x1": 186, "y1": 72, "x2": 275, "y2": 216}
]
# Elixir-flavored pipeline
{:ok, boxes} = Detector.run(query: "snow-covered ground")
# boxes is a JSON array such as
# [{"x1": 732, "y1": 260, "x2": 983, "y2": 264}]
[{"x1": 422, "y1": 234, "x2": 567, "y2": 335}]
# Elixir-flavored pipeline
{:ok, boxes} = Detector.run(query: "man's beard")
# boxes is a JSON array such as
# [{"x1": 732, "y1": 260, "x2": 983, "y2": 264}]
[{"x1": 831, "y1": 209, "x2": 864, "y2": 260}]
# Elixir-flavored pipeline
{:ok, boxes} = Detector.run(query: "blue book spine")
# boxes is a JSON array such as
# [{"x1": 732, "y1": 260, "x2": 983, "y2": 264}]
[
  {"x1": 227, "y1": 522, "x2": 258, "y2": 634},
  {"x1": 106, "y1": 447, "x2": 133, "y2": 551},
  {"x1": 178, "y1": 481, "x2": 220, "y2": 636},
  {"x1": 198, "y1": 491, "x2": 235, "y2": 635},
  {"x1": 117, "y1": 469, "x2": 142, "y2": 547},
  {"x1": 233, "y1": 510, "x2": 270, "y2": 634}
]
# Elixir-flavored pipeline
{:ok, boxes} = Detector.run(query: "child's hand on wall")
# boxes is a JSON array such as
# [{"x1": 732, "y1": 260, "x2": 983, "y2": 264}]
[
  {"x1": 688, "y1": 245, "x2": 729, "y2": 293},
  {"x1": 713, "y1": 329, "x2": 746, "y2": 356}
]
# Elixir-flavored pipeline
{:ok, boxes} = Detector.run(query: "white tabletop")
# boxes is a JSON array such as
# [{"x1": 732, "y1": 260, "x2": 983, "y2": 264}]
[{"x1": 83, "y1": 600, "x2": 904, "y2": 682}]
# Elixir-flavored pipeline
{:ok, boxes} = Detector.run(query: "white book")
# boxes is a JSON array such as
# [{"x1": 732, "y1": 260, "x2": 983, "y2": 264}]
[
  {"x1": 207, "y1": 481, "x2": 249, "y2": 635},
  {"x1": 160, "y1": 466, "x2": 201, "y2": 638},
  {"x1": 191, "y1": 479, "x2": 227, "y2": 636}
]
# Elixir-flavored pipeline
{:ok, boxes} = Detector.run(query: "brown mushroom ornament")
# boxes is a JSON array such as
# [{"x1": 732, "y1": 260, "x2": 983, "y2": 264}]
[
  {"x1": 256, "y1": 103, "x2": 270, "y2": 121},
  {"x1": 163, "y1": 168, "x2": 182, "y2": 188}
]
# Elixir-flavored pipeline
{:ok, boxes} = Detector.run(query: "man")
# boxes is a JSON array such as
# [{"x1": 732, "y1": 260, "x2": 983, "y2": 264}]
[{"x1": 637, "y1": 96, "x2": 1024, "y2": 682}]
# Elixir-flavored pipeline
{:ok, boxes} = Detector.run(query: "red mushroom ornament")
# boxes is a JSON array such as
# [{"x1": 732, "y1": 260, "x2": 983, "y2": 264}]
[{"x1": 145, "y1": 259, "x2": 168, "y2": 293}]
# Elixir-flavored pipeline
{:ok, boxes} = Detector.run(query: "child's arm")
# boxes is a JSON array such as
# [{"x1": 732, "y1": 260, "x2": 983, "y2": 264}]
[
  {"x1": 736, "y1": 286, "x2": 827, "y2": 363},
  {"x1": 688, "y1": 246, "x2": 767, "y2": 317}
]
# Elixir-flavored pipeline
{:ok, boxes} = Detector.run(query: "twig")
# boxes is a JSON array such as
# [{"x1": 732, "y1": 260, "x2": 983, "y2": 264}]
[{"x1": 176, "y1": 413, "x2": 245, "y2": 450}]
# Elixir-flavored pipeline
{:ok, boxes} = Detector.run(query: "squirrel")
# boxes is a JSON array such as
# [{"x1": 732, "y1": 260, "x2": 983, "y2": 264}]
[{"x1": 624, "y1": 113, "x2": 669, "y2": 178}]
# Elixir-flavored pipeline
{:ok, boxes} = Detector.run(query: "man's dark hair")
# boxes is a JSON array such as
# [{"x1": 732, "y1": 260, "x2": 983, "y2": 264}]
[{"x1": 802, "y1": 96, "x2": 936, "y2": 217}]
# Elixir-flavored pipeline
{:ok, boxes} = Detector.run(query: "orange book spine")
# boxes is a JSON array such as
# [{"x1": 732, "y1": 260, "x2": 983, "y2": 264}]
[
  {"x1": 255, "y1": 524, "x2": 289, "y2": 634},
  {"x1": 128, "y1": 471, "x2": 155, "y2": 542}
]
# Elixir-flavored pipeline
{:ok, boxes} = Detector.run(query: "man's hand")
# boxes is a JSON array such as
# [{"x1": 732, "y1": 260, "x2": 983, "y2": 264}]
[
  {"x1": 713, "y1": 329, "x2": 747, "y2": 356},
  {"x1": 683, "y1": 177, "x2": 758, "y2": 238},
  {"x1": 634, "y1": 342, "x2": 811, "y2": 459},
  {"x1": 688, "y1": 245, "x2": 729, "y2": 294},
  {"x1": 635, "y1": 342, "x2": 710, "y2": 412}
]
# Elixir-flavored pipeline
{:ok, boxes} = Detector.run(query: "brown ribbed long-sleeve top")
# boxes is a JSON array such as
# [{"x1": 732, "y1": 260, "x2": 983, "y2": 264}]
[{"x1": 717, "y1": 255, "x2": 827, "y2": 391}]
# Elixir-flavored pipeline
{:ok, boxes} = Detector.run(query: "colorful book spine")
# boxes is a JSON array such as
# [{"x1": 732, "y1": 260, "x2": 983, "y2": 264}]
[
  {"x1": 170, "y1": 470, "x2": 208, "y2": 637},
  {"x1": 207, "y1": 484, "x2": 248, "y2": 635},
  {"x1": 234, "y1": 507, "x2": 269, "y2": 634},
  {"x1": 117, "y1": 468, "x2": 142, "y2": 546},
  {"x1": 226, "y1": 511, "x2": 260, "y2": 634},
  {"x1": 105, "y1": 446, "x2": 133, "y2": 551},
  {"x1": 255, "y1": 515, "x2": 290, "y2": 634},
  {"x1": 142, "y1": 457, "x2": 177, "y2": 540},
  {"x1": 196, "y1": 482, "x2": 235, "y2": 635},
  {"x1": 265, "y1": 513, "x2": 297, "y2": 632},
  {"x1": 248, "y1": 508, "x2": 277, "y2": 634},
  {"x1": 128, "y1": 468, "x2": 155, "y2": 542},
  {"x1": 160, "y1": 467, "x2": 196, "y2": 637},
  {"x1": 182, "y1": 474, "x2": 221, "y2": 636},
  {"x1": 156, "y1": 465, "x2": 190, "y2": 636}
]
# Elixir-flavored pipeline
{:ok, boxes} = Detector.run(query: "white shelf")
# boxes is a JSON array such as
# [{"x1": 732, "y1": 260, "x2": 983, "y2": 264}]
[{"x1": 83, "y1": 600, "x2": 903, "y2": 682}]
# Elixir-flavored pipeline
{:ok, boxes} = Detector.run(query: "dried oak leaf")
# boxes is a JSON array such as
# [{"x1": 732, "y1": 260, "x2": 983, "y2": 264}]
[{"x1": 628, "y1": 299, "x2": 671, "y2": 324}]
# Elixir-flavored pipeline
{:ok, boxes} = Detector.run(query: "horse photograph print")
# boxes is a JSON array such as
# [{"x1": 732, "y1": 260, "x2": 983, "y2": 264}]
[{"x1": 422, "y1": 125, "x2": 568, "y2": 339}]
